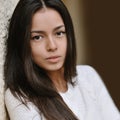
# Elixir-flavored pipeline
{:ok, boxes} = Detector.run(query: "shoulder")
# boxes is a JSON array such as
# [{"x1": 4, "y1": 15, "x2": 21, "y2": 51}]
[
  {"x1": 75, "y1": 65, "x2": 104, "y2": 90},
  {"x1": 75, "y1": 65, "x2": 105, "y2": 101},
  {"x1": 75, "y1": 65, "x2": 120, "y2": 119},
  {"x1": 75, "y1": 65, "x2": 108, "y2": 98},
  {"x1": 76, "y1": 65, "x2": 101, "y2": 81},
  {"x1": 5, "y1": 89, "x2": 20, "y2": 107},
  {"x1": 5, "y1": 89, "x2": 29, "y2": 113},
  {"x1": 5, "y1": 89, "x2": 41, "y2": 120},
  {"x1": 76, "y1": 65, "x2": 98, "y2": 75}
]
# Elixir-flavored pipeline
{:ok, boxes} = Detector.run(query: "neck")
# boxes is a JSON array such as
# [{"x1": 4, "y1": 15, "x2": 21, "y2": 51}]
[{"x1": 47, "y1": 68, "x2": 68, "y2": 93}]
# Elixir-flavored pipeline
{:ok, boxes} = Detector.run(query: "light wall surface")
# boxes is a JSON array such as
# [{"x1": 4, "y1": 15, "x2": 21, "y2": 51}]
[{"x1": 0, "y1": 0, "x2": 18, "y2": 119}]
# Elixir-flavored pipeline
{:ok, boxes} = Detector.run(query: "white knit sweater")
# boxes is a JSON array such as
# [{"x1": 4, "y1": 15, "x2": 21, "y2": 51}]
[{"x1": 5, "y1": 65, "x2": 120, "y2": 120}]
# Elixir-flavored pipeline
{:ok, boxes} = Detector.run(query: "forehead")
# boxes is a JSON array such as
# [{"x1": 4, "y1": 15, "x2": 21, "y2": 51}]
[{"x1": 31, "y1": 8, "x2": 64, "y2": 31}]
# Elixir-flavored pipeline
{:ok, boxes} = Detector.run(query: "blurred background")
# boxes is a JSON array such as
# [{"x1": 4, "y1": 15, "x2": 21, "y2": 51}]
[{"x1": 64, "y1": 0, "x2": 120, "y2": 110}]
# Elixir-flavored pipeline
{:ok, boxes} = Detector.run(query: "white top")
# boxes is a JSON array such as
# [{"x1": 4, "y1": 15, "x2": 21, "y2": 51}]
[{"x1": 5, "y1": 65, "x2": 120, "y2": 120}]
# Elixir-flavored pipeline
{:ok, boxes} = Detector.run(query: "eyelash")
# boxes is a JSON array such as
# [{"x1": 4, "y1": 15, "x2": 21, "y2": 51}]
[
  {"x1": 56, "y1": 31, "x2": 66, "y2": 37},
  {"x1": 31, "y1": 31, "x2": 66, "y2": 40},
  {"x1": 31, "y1": 35, "x2": 43, "y2": 40}
]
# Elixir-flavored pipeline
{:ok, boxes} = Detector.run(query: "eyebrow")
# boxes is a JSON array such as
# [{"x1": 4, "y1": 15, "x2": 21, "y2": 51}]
[{"x1": 31, "y1": 25, "x2": 65, "y2": 33}]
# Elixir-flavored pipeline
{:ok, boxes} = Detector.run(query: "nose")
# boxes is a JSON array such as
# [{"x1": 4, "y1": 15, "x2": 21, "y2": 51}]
[{"x1": 46, "y1": 36, "x2": 57, "y2": 51}]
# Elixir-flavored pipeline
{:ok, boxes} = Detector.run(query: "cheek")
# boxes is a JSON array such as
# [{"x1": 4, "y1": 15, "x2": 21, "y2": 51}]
[
  {"x1": 61, "y1": 39, "x2": 67, "y2": 54},
  {"x1": 31, "y1": 45, "x2": 43, "y2": 60},
  {"x1": 31, "y1": 50, "x2": 44, "y2": 66},
  {"x1": 32, "y1": 49, "x2": 42, "y2": 58}
]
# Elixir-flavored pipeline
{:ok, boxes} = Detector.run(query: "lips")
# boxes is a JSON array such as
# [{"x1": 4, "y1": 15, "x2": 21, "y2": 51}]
[{"x1": 46, "y1": 56, "x2": 61, "y2": 63}]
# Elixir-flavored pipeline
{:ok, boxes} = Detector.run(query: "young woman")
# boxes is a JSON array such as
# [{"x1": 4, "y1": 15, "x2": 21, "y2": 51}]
[{"x1": 4, "y1": 0, "x2": 120, "y2": 120}]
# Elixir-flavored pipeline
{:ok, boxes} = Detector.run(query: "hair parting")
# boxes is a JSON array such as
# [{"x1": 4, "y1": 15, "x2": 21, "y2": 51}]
[{"x1": 40, "y1": 0, "x2": 46, "y2": 9}]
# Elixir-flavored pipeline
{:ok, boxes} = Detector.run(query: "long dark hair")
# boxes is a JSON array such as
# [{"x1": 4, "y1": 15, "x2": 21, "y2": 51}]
[{"x1": 4, "y1": 0, "x2": 77, "y2": 119}]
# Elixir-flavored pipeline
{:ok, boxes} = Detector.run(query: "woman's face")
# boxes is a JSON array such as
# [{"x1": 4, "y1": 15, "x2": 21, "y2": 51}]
[{"x1": 30, "y1": 8, "x2": 67, "y2": 72}]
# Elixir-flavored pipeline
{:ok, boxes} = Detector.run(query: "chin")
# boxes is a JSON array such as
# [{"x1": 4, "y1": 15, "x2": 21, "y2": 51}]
[{"x1": 43, "y1": 63, "x2": 64, "y2": 72}]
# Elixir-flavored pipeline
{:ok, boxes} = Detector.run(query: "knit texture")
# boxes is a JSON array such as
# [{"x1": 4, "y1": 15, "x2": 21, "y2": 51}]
[{"x1": 5, "y1": 65, "x2": 120, "y2": 120}]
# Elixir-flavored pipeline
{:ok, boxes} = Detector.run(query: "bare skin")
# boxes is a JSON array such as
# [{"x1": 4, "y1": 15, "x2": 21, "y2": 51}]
[
  {"x1": 47, "y1": 68, "x2": 68, "y2": 92},
  {"x1": 30, "y1": 8, "x2": 68, "y2": 92}
]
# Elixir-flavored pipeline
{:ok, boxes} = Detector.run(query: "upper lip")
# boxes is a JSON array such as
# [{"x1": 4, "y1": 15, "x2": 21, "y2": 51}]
[{"x1": 46, "y1": 56, "x2": 60, "y2": 59}]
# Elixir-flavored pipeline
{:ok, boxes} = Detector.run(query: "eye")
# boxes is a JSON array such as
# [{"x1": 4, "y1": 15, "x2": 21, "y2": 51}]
[
  {"x1": 56, "y1": 31, "x2": 66, "y2": 37},
  {"x1": 31, "y1": 35, "x2": 43, "y2": 41}
]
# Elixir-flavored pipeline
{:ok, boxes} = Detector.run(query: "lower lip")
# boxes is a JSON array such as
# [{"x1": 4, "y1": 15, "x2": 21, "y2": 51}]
[{"x1": 46, "y1": 57, "x2": 60, "y2": 63}]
